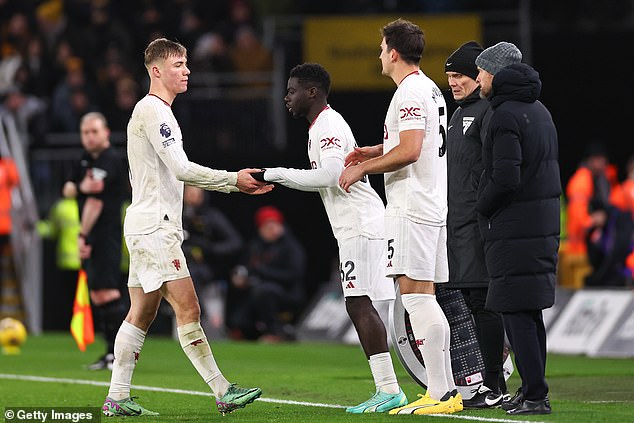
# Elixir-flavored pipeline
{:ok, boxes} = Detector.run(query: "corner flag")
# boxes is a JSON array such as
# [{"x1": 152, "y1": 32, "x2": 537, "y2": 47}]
[{"x1": 70, "y1": 269, "x2": 94, "y2": 351}]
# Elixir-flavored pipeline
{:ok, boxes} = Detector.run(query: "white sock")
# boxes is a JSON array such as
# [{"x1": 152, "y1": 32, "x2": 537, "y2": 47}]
[
  {"x1": 108, "y1": 321, "x2": 146, "y2": 400},
  {"x1": 401, "y1": 293, "x2": 450, "y2": 400},
  {"x1": 441, "y1": 310, "x2": 456, "y2": 391},
  {"x1": 369, "y1": 352, "x2": 400, "y2": 394},
  {"x1": 178, "y1": 321, "x2": 230, "y2": 397}
]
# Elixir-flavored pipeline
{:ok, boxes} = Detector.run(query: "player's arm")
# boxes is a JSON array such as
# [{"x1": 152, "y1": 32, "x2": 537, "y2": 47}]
[
  {"x1": 339, "y1": 129, "x2": 423, "y2": 192},
  {"x1": 144, "y1": 116, "x2": 239, "y2": 192},
  {"x1": 343, "y1": 144, "x2": 384, "y2": 167},
  {"x1": 162, "y1": 146, "x2": 240, "y2": 192},
  {"x1": 262, "y1": 157, "x2": 343, "y2": 192}
]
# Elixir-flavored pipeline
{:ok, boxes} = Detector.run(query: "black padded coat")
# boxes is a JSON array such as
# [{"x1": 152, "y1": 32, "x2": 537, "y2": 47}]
[{"x1": 476, "y1": 63, "x2": 561, "y2": 312}]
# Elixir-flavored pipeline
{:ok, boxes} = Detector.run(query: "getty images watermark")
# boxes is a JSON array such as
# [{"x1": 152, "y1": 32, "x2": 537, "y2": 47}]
[{"x1": 4, "y1": 407, "x2": 101, "y2": 423}]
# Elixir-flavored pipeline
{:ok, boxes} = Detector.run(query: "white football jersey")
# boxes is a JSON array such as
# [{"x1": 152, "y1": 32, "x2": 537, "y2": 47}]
[
  {"x1": 383, "y1": 70, "x2": 448, "y2": 225},
  {"x1": 309, "y1": 107, "x2": 385, "y2": 240},
  {"x1": 266, "y1": 106, "x2": 385, "y2": 241},
  {"x1": 124, "y1": 95, "x2": 237, "y2": 235}
]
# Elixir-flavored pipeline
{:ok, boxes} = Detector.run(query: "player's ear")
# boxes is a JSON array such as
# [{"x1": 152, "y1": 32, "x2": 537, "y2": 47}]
[{"x1": 307, "y1": 86, "x2": 318, "y2": 98}]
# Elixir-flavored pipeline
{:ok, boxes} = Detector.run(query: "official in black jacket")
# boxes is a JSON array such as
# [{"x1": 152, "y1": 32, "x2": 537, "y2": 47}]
[
  {"x1": 444, "y1": 41, "x2": 507, "y2": 408},
  {"x1": 475, "y1": 42, "x2": 560, "y2": 416}
]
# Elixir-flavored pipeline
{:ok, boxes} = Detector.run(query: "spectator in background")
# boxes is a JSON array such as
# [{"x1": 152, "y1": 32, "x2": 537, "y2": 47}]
[
  {"x1": 18, "y1": 37, "x2": 52, "y2": 97},
  {"x1": 0, "y1": 85, "x2": 48, "y2": 144},
  {"x1": 51, "y1": 56, "x2": 98, "y2": 132},
  {"x1": 84, "y1": 2, "x2": 133, "y2": 66},
  {"x1": 227, "y1": 206, "x2": 306, "y2": 342},
  {"x1": 63, "y1": 112, "x2": 127, "y2": 371},
  {"x1": 48, "y1": 39, "x2": 75, "y2": 90},
  {"x1": 566, "y1": 143, "x2": 625, "y2": 256},
  {"x1": 0, "y1": 13, "x2": 31, "y2": 92},
  {"x1": 621, "y1": 156, "x2": 634, "y2": 220},
  {"x1": 584, "y1": 199, "x2": 634, "y2": 286},
  {"x1": 191, "y1": 32, "x2": 234, "y2": 73},
  {"x1": 0, "y1": 44, "x2": 21, "y2": 94},
  {"x1": 37, "y1": 195, "x2": 80, "y2": 330},
  {"x1": 106, "y1": 76, "x2": 140, "y2": 132},
  {"x1": 183, "y1": 185, "x2": 242, "y2": 336},
  {"x1": 95, "y1": 50, "x2": 137, "y2": 125},
  {"x1": 229, "y1": 25, "x2": 272, "y2": 82},
  {"x1": 621, "y1": 157, "x2": 634, "y2": 281}
]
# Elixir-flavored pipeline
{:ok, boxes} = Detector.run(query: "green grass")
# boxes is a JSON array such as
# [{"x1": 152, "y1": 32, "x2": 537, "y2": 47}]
[{"x1": 1, "y1": 333, "x2": 633, "y2": 422}]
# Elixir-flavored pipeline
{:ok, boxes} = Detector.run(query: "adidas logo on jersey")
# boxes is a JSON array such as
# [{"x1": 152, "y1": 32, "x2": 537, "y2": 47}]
[{"x1": 345, "y1": 281, "x2": 355, "y2": 289}]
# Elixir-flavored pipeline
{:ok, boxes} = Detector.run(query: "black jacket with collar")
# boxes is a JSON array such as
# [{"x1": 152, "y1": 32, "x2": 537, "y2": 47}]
[
  {"x1": 446, "y1": 87, "x2": 491, "y2": 289},
  {"x1": 476, "y1": 63, "x2": 561, "y2": 312}
]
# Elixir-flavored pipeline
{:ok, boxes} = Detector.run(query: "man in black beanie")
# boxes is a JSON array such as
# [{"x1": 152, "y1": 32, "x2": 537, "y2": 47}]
[{"x1": 444, "y1": 41, "x2": 509, "y2": 409}]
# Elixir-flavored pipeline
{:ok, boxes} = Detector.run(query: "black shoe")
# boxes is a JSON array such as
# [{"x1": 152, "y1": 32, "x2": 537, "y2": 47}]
[
  {"x1": 501, "y1": 387, "x2": 524, "y2": 411},
  {"x1": 463, "y1": 385, "x2": 503, "y2": 409},
  {"x1": 86, "y1": 353, "x2": 114, "y2": 371},
  {"x1": 507, "y1": 398, "x2": 551, "y2": 415}
]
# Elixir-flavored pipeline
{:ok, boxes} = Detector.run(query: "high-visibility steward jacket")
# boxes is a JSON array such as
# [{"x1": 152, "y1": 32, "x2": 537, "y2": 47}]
[
  {"x1": 0, "y1": 158, "x2": 19, "y2": 236},
  {"x1": 565, "y1": 165, "x2": 624, "y2": 254},
  {"x1": 37, "y1": 198, "x2": 81, "y2": 270}
]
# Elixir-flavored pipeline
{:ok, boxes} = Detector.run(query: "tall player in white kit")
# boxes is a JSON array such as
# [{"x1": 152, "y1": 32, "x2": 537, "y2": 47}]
[
  {"x1": 255, "y1": 63, "x2": 407, "y2": 413},
  {"x1": 102, "y1": 38, "x2": 272, "y2": 417},
  {"x1": 339, "y1": 19, "x2": 462, "y2": 415}
]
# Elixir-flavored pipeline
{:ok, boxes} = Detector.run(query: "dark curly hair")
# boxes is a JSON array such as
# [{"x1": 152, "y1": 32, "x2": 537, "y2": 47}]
[{"x1": 289, "y1": 63, "x2": 331, "y2": 96}]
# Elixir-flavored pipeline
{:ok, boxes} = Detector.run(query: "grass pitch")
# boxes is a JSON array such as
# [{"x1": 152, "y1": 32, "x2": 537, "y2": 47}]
[{"x1": 1, "y1": 333, "x2": 633, "y2": 422}]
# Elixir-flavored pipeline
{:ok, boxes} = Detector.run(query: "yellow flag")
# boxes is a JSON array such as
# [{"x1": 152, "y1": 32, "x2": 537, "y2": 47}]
[{"x1": 70, "y1": 269, "x2": 94, "y2": 351}]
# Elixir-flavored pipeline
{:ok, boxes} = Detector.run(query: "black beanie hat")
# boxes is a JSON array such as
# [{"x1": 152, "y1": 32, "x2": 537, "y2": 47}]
[{"x1": 445, "y1": 41, "x2": 483, "y2": 81}]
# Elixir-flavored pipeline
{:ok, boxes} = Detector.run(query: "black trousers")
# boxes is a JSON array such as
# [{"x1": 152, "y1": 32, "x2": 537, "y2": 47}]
[
  {"x1": 502, "y1": 310, "x2": 549, "y2": 400},
  {"x1": 461, "y1": 288, "x2": 506, "y2": 393}
]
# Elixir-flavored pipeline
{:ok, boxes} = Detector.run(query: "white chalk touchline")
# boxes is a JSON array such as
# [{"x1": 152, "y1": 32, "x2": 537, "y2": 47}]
[{"x1": 0, "y1": 373, "x2": 543, "y2": 422}]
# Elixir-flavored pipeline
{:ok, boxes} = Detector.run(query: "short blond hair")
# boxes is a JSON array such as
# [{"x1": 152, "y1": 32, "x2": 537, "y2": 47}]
[{"x1": 144, "y1": 38, "x2": 187, "y2": 68}]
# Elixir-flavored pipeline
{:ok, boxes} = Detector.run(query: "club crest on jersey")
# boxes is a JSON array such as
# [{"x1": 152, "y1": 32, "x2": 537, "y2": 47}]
[
  {"x1": 462, "y1": 116, "x2": 475, "y2": 134},
  {"x1": 172, "y1": 259, "x2": 181, "y2": 271},
  {"x1": 159, "y1": 123, "x2": 172, "y2": 138},
  {"x1": 320, "y1": 137, "x2": 341, "y2": 150}
]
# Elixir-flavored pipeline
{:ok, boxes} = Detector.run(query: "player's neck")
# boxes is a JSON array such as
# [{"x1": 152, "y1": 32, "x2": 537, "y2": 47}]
[
  {"x1": 392, "y1": 64, "x2": 420, "y2": 86},
  {"x1": 148, "y1": 82, "x2": 176, "y2": 106},
  {"x1": 306, "y1": 102, "x2": 328, "y2": 125}
]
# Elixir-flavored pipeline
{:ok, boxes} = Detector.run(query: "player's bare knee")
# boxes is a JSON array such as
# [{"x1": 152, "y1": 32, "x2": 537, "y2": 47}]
[
  {"x1": 125, "y1": 307, "x2": 157, "y2": 331},
  {"x1": 345, "y1": 295, "x2": 371, "y2": 317},
  {"x1": 173, "y1": 302, "x2": 201, "y2": 324}
]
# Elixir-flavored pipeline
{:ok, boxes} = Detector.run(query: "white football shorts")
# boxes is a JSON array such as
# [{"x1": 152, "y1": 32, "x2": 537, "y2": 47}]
[
  {"x1": 126, "y1": 227, "x2": 190, "y2": 293},
  {"x1": 338, "y1": 236, "x2": 395, "y2": 301},
  {"x1": 385, "y1": 216, "x2": 448, "y2": 283}
]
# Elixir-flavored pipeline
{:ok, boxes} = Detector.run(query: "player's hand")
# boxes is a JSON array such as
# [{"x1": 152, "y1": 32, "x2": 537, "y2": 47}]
[
  {"x1": 250, "y1": 169, "x2": 267, "y2": 182},
  {"x1": 343, "y1": 146, "x2": 381, "y2": 167},
  {"x1": 338, "y1": 163, "x2": 366, "y2": 193},
  {"x1": 236, "y1": 168, "x2": 274, "y2": 195}
]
